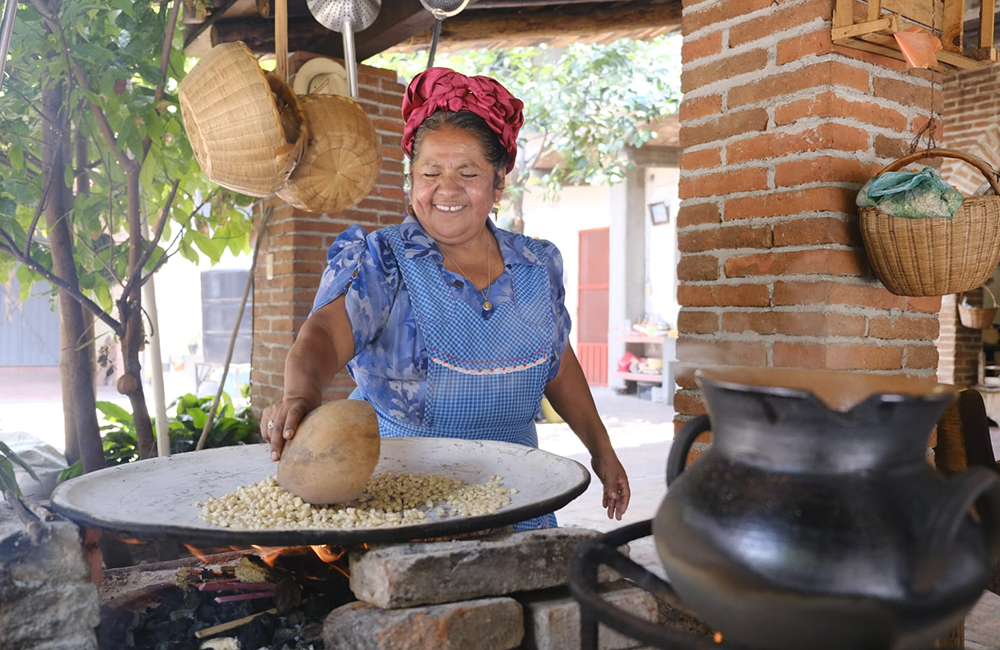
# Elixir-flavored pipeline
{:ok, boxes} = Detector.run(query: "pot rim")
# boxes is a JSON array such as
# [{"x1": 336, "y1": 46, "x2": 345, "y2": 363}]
[{"x1": 696, "y1": 366, "x2": 955, "y2": 413}]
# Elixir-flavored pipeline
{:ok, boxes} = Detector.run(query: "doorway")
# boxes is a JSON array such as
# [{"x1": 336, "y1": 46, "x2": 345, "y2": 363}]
[{"x1": 578, "y1": 227, "x2": 609, "y2": 386}]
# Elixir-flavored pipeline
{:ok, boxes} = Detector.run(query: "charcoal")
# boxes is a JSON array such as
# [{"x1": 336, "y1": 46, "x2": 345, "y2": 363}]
[{"x1": 238, "y1": 614, "x2": 275, "y2": 649}]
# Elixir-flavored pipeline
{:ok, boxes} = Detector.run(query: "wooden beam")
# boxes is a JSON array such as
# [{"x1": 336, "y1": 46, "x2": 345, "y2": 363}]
[
  {"x1": 387, "y1": 1, "x2": 683, "y2": 54},
  {"x1": 980, "y1": 0, "x2": 996, "y2": 49},
  {"x1": 942, "y1": 0, "x2": 966, "y2": 52},
  {"x1": 213, "y1": 17, "x2": 330, "y2": 53}
]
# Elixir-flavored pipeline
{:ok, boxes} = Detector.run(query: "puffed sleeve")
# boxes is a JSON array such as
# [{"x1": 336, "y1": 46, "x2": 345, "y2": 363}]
[
  {"x1": 311, "y1": 225, "x2": 399, "y2": 355},
  {"x1": 539, "y1": 239, "x2": 572, "y2": 382}
]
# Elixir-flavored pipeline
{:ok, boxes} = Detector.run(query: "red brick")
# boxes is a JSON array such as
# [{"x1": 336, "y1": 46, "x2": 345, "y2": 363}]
[
  {"x1": 682, "y1": 32, "x2": 723, "y2": 63},
  {"x1": 673, "y1": 391, "x2": 708, "y2": 417},
  {"x1": 678, "y1": 310, "x2": 720, "y2": 334},
  {"x1": 678, "y1": 284, "x2": 770, "y2": 307},
  {"x1": 906, "y1": 296, "x2": 943, "y2": 313},
  {"x1": 724, "y1": 187, "x2": 857, "y2": 220},
  {"x1": 776, "y1": 28, "x2": 832, "y2": 64},
  {"x1": 873, "y1": 134, "x2": 909, "y2": 161},
  {"x1": 774, "y1": 156, "x2": 880, "y2": 187},
  {"x1": 772, "y1": 281, "x2": 906, "y2": 310},
  {"x1": 722, "y1": 311, "x2": 867, "y2": 337},
  {"x1": 873, "y1": 76, "x2": 940, "y2": 112},
  {"x1": 677, "y1": 255, "x2": 720, "y2": 281},
  {"x1": 679, "y1": 95, "x2": 723, "y2": 122},
  {"x1": 869, "y1": 316, "x2": 939, "y2": 340},
  {"x1": 775, "y1": 90, "x2": 909, "y2": 131},
  {"x1": 727, "y1": 124, "x2": 869, "y2": 164},
  {"x1": 729, "y1": 0, "x2": 834, "y2": 48},
  {"x1": 724, "y1": 249, "x2": 866, "y2": 277},
  {"x1": 773, "y1": 217, "x2": 860, "y2": 247},
  {"x1": 677, "y1": 339, "x2": 768, "y2": 366},
  {"x1": 680, "y1": 148, "x2": 723, "y2": 171},
  {"x1": 729, "y1": 61, "x2": 870, "y2": 108},
  {"x1": 677, "y1": 203, "x2": 721, "y2": 227},
  {"x1": 678, "y1": 224, "x2": 773, "y2": 252},
  {"x1": 683, "y1": 0, "x2": 773, "y2": 34},
  {"x1": 906, "y1": 345, "x2": 940, "y2": 369},
  {"x1": 679, "y1": 108, "x2": 769, "y2": 148},
  {"x1": 682, "y1": 49, "x2": 768, "y2": 93},
  {"x1": 772, "y1": 342, "x2": 904, "y2": 370},
  {"x1": 679, "y1": 167, "x2": 769, "y2": 199}
]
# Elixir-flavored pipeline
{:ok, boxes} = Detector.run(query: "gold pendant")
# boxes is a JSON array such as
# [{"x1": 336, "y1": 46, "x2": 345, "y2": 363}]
[{"x1": 483, "y1": 300, "x2": 493, "y2": 311}]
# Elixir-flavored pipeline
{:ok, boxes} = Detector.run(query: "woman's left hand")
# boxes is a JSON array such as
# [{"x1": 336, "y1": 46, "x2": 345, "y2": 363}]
[{"x1": 591, "y1": 452, "x2": 630, "y2": 520}]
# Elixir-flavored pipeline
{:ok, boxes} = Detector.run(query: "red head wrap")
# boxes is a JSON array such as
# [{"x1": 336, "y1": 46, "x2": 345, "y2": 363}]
[{"x1": 401, "y1": 67, "x2": 524, "y2": 174}]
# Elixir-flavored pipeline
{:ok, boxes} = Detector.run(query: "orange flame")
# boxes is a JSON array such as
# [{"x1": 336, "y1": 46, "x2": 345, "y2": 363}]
[
  {"x1": 714, "y1": 632, "x2": 723, "y2": 644},
  {"x1": 310, "y1": 545, "x2": 345, "y2": 563},
  {"x1": 251, "y1": 545, "x2": 286, "y2": 567},
  {"x1": 183, "y1": 543, "x2": 211, "y2": 563},
  {"x1": 115, "y1": 536, "x2": 150, "y2": 545}
]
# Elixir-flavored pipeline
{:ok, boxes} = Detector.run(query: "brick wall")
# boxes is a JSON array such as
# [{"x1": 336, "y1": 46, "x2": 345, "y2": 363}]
[
  {"x1": 934, "y1": 67, "x2": 1000, "y2": 386},
  {"x1": 251, "y1": 62, "x2": 406, "y2": 419},
  {"x1": 674, "y1": 0, "x2": 944, "y2": 431}
]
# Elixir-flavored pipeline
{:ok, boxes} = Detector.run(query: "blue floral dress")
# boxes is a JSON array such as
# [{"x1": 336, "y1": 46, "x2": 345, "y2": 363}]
[{"x1": 312, "y1": 216, "x2": 572, "y2": 530}]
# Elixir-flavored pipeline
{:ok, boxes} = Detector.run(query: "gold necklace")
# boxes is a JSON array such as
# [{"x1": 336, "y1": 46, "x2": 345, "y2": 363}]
[{"x1": 443, "y1": 236, "x2": 493, "y2": 311}]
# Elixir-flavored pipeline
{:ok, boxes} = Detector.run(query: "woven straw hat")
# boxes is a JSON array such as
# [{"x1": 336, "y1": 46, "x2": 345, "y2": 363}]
[
  {"x1": 179, "y1": 42, "x2": 307, "y2": 197},
  {"x1": 292, "y1": 57, "x2": 349, "y2": 97},
  {"x1": 277, "y1": 95, "x2": 381, "y2": 214}
]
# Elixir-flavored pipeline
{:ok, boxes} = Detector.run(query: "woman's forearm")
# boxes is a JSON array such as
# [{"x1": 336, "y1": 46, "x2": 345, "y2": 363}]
[
  {"x1": 282, "y1": 297, "x2": 356, "y2": 405},
  {"x1": 544, "y1": 343, "x2": 615, "y2": 457}
]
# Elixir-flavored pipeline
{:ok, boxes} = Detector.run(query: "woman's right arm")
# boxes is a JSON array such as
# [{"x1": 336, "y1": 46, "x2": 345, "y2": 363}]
[{"x1": 261, "y1": 295, "x2": 356, "y2": 460}]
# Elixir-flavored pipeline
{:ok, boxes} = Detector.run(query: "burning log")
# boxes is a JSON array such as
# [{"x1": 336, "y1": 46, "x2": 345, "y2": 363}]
[{"x1": 197, "y1": 581, "x2": 277, "y2": 592}]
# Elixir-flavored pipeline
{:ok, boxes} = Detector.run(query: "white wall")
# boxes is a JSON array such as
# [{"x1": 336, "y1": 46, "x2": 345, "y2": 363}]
[
  {"x1": 521, "y1": 185, "x2": 612, "y2": 351},
  {"x1": 645, "y1": 167, "x2": 681, "y2": 329}
]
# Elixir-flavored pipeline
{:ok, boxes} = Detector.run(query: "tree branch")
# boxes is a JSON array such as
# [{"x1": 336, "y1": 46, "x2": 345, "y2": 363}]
[
  {"x1": 0, "y1": 230, "x2": 122, "y2": 336},
  {"x1": 122, "y1": 177, "x2": 180, "y2": 303},
  {"x1": 142, "y1": 0, "x2": 182, "y2": 162},
  {"x1": 24, "y1": 167, "x2": 60, "y2": 257}
]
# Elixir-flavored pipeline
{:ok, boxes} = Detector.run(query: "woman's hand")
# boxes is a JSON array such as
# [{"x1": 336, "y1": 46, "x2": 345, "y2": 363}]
[
  {"x1": 260, "y1": 397, "x2": 318, "y2": 462},
  {"x1": 591, "y1": 451, "x2": 630, "y2": 520}
]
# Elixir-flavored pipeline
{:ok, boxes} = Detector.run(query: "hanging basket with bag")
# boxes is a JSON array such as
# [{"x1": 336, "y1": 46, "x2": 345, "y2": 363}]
[
  {"x1": 858, "y1": 148, "x2": 1000, "y2": 297},
  {"x1": 178, "y1": 42, "x2": 307, "y2": 197},
  {"x1": 958, "y1": 286, "x2": 998, "y2": 329}
]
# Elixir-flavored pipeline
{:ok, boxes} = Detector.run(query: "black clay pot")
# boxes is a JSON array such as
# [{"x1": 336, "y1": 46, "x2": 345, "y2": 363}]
[{"x1": 653, "y1": 367, "x2": 1000, "y2": 650}]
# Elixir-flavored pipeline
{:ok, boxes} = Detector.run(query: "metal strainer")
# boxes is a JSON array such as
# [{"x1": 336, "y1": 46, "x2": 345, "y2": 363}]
[
  {"x1": 419, "y1": 0, "x2": 471, "y2": 68},
  {"x1": 306, "y1": 0, "x2": 381, "y2": 98}
]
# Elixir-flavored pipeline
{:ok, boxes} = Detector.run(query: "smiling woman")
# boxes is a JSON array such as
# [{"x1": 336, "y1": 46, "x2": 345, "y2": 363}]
[{"x1": 260, "y1": 68, "x2": 631, "y2": 532}]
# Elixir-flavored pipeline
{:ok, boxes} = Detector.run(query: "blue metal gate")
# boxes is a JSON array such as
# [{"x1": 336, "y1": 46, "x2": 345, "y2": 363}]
[{"x1": 0, "y1": 279, "x2": 61, "y2": 367}]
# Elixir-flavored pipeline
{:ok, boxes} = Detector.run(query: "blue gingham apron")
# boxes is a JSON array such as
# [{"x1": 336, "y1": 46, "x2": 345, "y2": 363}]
[{"x1": 364, "y1": 224, "x2": 557, "y2": 531}]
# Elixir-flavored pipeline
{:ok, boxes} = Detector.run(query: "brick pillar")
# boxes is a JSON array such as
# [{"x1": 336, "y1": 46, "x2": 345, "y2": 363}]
[
  {"x1": 251, "y1": 63, "x2": 406, "y2": 419},
  {"x1": 674, "y1": 0, "x2": 944, "y2": 429},
  {"x1": 933, "y1": 67, "x2": 1000, "y2": 386}
]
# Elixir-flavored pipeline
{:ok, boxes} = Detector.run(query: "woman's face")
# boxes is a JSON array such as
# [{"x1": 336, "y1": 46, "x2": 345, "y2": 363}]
[{"x1": 410, "y1": 126, "x2": 503, "y2": 247}]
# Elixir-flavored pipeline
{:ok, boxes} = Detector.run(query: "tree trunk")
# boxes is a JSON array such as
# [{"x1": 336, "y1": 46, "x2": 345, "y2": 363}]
[
  {"x1": 118, "y1": 172, "x2": 156, "y2": 460},
  {"x1": 64, "y1": 123, "x2": 96, "y2": 466},
  {"x1": 42, "y1": 76, "x2": 103, "y2": 473}
]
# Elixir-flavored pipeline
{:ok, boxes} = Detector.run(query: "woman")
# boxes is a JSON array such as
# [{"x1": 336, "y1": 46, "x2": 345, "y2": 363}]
[{"x1": 262, "y1": 68, "x2": 630, "y2": 529}]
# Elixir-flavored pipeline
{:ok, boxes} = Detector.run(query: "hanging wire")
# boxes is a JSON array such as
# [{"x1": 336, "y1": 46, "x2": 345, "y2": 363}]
[{"x1": 906, "y1": 3, "x2": 941, "y2": 154}]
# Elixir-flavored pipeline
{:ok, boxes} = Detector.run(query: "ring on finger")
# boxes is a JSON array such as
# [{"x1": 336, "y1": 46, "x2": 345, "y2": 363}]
[{"x1": 267, "y1": 420, "x2": 274, "y2": 430}]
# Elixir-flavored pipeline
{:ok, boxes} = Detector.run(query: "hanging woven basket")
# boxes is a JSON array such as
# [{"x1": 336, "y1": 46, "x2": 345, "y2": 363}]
[
  {"x1": 859, "y1": 148, "x2": 1000, "y2": 297},
  {"x1": 276, "y1": 94, "x2": 381, "y2": 214},
  {"x1": 178, "y1": 42, "x2": 307, "y2": 197},
  {"x1": 958, "y1": 286, "x2": 998, "y2": 329}
]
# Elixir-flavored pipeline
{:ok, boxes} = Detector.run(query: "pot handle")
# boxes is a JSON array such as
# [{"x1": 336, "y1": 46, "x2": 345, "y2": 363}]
[
  {"x1": 666, "y1": 414, "x2": 711, "y2": 487},
  {"x1": 911, "y1": 466, "x2": 1000, "y2": 594}
]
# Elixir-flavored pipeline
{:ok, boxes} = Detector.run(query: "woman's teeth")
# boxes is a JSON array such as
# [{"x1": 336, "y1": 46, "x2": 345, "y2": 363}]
[{"x1": 435, "y1": 205, "x2": 464, "y2": 212}]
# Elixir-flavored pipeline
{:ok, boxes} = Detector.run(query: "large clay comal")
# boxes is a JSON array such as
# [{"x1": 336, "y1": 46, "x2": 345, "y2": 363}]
[{"x1": 277, "y1": 400, "x2": 380, "y2": 504}]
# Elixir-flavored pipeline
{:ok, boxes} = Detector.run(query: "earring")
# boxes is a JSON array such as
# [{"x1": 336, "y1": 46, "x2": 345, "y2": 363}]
[
  {"x1": 407, "y1": 203, "x2": 417, "y2": 218},
  {"x1": 491, "y1": 204, "x2": 500, "y2": 221}
]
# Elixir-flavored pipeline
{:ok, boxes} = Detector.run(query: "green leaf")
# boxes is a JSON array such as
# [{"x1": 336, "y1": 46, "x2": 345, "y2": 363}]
[
  {"x1": 111, "y1": 0, "x2": 134, "y2": 18},
  {"x1": 58, "y1": 461, "x2": 85, "y2": 483},
  {"x1": 94, "y1": 282, "x2": 113, "y2": 312},
  {"x1": 97, "y1": 400, "x2": 134, "y2": 424},
  {"x1": 189, "y1": 407, "x2": 208, "y2": 431},
  {"x1": 8, "y1": 145, "x2": 24, "y2": 171},
  {"x1": 139, "y1": 156, "x2": 156, "y2": 191},
  {"x1": 0, "y1": 441, "x2": 41, "y2": 483},
  {"x1": 0, "y1": 458, "x2": 20, "y2": 497},
  {"x1": 0, "y1": 197, "x2": 16, "y2": 216}
]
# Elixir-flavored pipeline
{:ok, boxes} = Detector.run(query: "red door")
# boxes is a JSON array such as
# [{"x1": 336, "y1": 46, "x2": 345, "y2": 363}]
[{"x1": 577, "y1": 228, "x2": 609, "y2": 386}]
